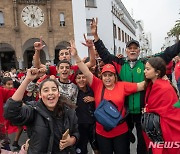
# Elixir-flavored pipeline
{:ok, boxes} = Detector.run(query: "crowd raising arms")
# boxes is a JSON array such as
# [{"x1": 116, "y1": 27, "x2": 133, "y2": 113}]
[
  {"x1": 68, "y1": 39, "x2": 145, "y2": 154},
  {"x1": 89, "y1": 17, "x2": 180, "y2": 154},
  {"x1": 68, "y1": 40, "x2": 144, "y2": 91},
  {"x1": 3, "y1": 16, "x2": 180, "y2": 154},
  {"x1": 33, "y1": 35, "x2": 96, "y2": 70}
]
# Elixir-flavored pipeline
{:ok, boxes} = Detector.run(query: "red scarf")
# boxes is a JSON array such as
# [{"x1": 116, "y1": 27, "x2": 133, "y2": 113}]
[{"x1": 144, "y1": 79, "x2": 180, "y2": 154}]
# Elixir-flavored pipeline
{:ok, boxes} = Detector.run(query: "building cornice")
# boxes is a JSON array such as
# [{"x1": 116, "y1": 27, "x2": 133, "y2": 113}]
[{"x1": 115, "y1": 0, "x2": 137, "y2": 28}]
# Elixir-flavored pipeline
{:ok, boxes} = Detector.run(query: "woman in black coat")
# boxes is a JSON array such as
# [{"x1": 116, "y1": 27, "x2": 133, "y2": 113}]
[{"x1": 4, "y1": 68, "x2": 79, "y2": 154}]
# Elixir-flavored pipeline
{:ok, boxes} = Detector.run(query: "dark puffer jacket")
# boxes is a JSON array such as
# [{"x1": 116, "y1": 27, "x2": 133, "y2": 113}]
[{"x1": 4, "y1": 98, "x2": 79, "y2": 154}]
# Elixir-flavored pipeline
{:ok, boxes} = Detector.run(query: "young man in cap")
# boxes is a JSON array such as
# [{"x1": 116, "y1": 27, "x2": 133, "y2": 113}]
[{"x1": 90, "y1": 18, "x2": 180, "y2": 154}]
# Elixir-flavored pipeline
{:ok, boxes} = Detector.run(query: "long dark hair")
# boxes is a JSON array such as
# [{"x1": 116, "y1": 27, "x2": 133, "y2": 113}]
[
  {"x1": 144, "y1": 57, "x2": 178, "y2": 96},
  {"x1": 144, "y1": 57, "x2": 166, "y2": 89},
  {"x1": 39, "y1": 78, "x2": 75, "y2": 117},
  {"x1": 39, "y1": 78, "x2": 64, "y2": 116}
]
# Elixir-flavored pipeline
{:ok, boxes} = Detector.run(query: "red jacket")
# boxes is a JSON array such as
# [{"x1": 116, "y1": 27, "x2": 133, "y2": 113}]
[
  {"x1": 174, "y1": 61, "x2": 180, "y2": 81},
  {"x1": 0, "y1": 87, "x2": 16, "y2": 133},
  {"x1": 144, "y1": 79, "x2": 180, "y2": 154},
  {"x1": 166, "y1": 60, "x2": 173, "y2": 75}
]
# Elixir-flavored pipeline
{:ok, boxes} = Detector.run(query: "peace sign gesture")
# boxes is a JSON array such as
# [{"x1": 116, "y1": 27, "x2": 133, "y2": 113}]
[
  {"x1": 81, "y1": 34, "x2": 94, "y2": 48},
  {"x1": 68, "y1": 40, "x2": 78, "y2": 57},
  {"x1": 34, "y1": 36, "x2": 45, "y2": 51}
]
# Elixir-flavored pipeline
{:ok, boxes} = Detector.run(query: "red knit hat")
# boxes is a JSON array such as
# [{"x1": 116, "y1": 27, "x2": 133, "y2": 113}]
[{"x1": 101, "y1": 64, "x2": 116, "y2": 74}]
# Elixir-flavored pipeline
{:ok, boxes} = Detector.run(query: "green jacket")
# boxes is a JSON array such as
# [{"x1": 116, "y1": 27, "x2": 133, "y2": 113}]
[
  {"x1": 120, "y1": 60, "x2": 145, "y2": 114},
  {"x1": 94, "y1": 39, "x2": 180, "y2": 114}
]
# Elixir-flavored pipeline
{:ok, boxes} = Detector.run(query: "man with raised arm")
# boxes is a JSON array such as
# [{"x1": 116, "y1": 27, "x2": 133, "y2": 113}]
[{"x1": 90, "y1": 18, "x2": 180, "y2": 154}]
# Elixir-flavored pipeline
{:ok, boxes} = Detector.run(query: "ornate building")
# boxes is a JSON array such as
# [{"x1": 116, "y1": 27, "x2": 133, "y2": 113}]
[{"x1": 0, "y1": 0, "x2": 73, "y2": 70}]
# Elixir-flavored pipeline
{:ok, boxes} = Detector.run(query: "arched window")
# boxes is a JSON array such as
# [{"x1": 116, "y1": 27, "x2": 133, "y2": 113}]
[
  {"x1": 0, "y1": 11, "x2": 4, "y2": 27},
  {"x1": 59, "y1": 13, "x2": 65, "y2": 27}
]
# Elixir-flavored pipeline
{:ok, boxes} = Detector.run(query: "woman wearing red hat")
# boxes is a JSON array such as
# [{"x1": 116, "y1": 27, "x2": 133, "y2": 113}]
[{"x1": 69, "y1": 41, "x2": 145, "y2": 154}]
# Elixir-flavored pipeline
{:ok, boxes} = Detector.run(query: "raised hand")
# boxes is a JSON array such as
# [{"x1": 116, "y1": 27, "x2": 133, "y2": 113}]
[
  {"x1": 25, "y1": 68, "x2": 46, "y2": 82},
  {"x1": 25, "y1": 68, "x2": 39, "y2": 82},
  {"x1": 82, "y1": 34, "x2": 94, "y2": 48},
  {"x1": 37, "y1": 67, "x2": 47, "y2": 79},
  {"x1": 34, "y1": 36, "x2": 45, "y2": 51},
  {"x1": 116, "y1": 53, "x2": 124, "y2": 59},
  {"x1": 90, "y1": 18, "x2": 98, "y2": 36},
  {"x1": 68, "y1": 40, "x2": 78, "y2": 57}
]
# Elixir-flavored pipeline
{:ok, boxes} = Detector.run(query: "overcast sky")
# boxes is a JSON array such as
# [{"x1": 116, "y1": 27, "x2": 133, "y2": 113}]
[{"x1": 121, "y1": 0, "x2": 180, "y2": 53}]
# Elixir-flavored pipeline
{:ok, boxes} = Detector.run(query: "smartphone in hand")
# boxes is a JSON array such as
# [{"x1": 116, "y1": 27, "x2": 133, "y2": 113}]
[{"x1": 62, "y1": 129, "x2": 69, "y2": 140}]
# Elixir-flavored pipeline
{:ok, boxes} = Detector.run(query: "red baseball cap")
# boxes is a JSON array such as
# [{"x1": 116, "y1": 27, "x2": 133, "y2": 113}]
[{"x1": 101, "y1": 64, "x2": 116, "y2": 74}]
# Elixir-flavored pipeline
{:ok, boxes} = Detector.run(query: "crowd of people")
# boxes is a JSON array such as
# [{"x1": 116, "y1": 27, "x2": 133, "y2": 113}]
[{"x1": 0, "y1": 18, "x2": 180, "y2": 154}]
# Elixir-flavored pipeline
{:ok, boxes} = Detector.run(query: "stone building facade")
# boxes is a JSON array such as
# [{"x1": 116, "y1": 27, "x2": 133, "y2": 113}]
[{"x1": 0, "y1": 0, "x2": 74, "y2": 70}]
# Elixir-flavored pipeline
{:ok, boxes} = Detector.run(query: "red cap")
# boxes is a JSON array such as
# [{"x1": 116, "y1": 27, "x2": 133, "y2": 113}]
[{"x1": 101, "y1": 64, "x2": 116, "y2": 74}]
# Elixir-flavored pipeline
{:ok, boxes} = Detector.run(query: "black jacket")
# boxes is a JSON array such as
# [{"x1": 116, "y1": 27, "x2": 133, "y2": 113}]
[
  {"x1": 76, "y1": 86, "x2": 95, "y2": 124},
  {"x1": 4, "y1": 98, "x2": 79, "y2": 154},
  {"x1": 94, "y1": 39, "x2": 180, "y2": 74}
]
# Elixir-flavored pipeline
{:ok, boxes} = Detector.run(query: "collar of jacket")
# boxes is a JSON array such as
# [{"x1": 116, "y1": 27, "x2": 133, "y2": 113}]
[{"x1": 33, "y1": 99, "x2": 54, "y2": 153}]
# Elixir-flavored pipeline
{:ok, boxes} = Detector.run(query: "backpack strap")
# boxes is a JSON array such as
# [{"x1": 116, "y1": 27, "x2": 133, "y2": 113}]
[{"x1": 101, "y1": 85, "x2": 105, "y2": 101}]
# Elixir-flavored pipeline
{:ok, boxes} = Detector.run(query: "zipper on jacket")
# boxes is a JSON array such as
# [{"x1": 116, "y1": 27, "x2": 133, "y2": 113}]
[{"x1": 131, "y1": 69, "x2": 135, "y2": 112}]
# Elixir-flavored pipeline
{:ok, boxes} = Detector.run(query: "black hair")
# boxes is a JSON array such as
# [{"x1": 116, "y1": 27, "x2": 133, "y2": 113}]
[
  {"x1": 145, "y1": 57, "x2": 178, "y2": 96},
  {"x1": 75, "y1": 69, "x2": 83, "y2": 79},
  {"x1": 147, "y1": 57, "x2": 166, "y2": 78},
  {"x1": 2, "y1": 77, "x2": 13, "y2": 85},
  {"x1": 39, "y1": 78, "x2": 75, "y2": 116},
  {"x1": 56, "y1": 60, "x2": 71, "y2": 68},
  {"x1": 39, "y1": 79, "x2": 63, "y2": 116},
  {"x1": 144, "y1": 57, "x2": 166, "y2": 88}
]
